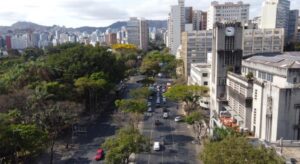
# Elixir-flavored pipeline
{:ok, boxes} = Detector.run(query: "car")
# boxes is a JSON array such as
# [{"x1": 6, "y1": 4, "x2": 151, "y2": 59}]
[
  {"x1": 156, "y1": 98, "x2": 160, "y2": 104},
  {"x1": 153, "y1": 142, "x2": 160, "y2": 151},
  {"x1": 148, "y1": 96, "x2": 153, "y2": 100},
  {"x1": 163, "y1": 107, "x2": 168, "y2": 113},
  {"x1": 163, "y1": 112, "x2": 168, "y2": 119},
  {"x1": 155, "y1": 120, "x2": 160, "y2": 126},
  {"x1": 174, "y1": 116, "x2": 182, "y2": 122},
  {"x1": 148, "y1": 102, "x2": 152, "y2": 107},
  {"x1": 148, "y1": 107, "x2": 152, "y2": 112},
  {"x1": 162, "y1": 88, "x2": 166, "y2": 93},
  {"x1": 94, "y1": 148, "x2": 104, "y2": 161}
]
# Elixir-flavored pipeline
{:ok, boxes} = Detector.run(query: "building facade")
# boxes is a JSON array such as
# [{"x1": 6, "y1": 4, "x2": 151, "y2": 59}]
[
  {"x1": 168, "y1": 0, "x2": 185, "y2": 55},
  {"x1": 210, "y1": 22, "x2": 244, "y2": 131},
  {"x1": 181, "y1": 30, "x2": 212, "y2": 79},
  {"x1": 287, "y1": 10, "x2": 299, "y2": 43},
  {"x1": 243, "y1": 28, "x2": 284, "y2": 56},
  {"x1": 207, "y1": 1, "x2": 250, "y2": 30},
  {"x1": 260, "y1": 0, "x2": 290, "y2": 42},
  {"x1": 242, "y1": 52, "x2": 300, "y2": 142},
  {"x1": 192, "y1": 10, "x2": 207, "y2": 31},
  {"x1": 127, "y1": 17, "x2": 149, "y2": 51}
]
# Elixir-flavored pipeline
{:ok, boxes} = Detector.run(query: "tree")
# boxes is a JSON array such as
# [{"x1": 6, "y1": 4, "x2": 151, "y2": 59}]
[
  {"x1": 200, "y1": 136, "x2": 284, "y2": 164},
  {"x1": 102, "y1": 127, "x2": 150, "y2": 164},
  {"x1": 115, "y1": 99, "x2": 147, "y2": 129},
  {"x1": 0, "y1": 111, "x2": 47, "y2": 163},
  {"x1": 164, "y1": 85, "x2": 209, "y2": 114},
  {"x1": 129, "y1": 87, "x2": 152, "y2": 99}
]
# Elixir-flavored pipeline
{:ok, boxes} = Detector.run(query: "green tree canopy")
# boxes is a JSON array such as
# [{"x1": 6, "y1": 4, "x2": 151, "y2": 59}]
[
  {"x1": 164, "y1": 85, "x2": 209, "y2": 114},
  {"x1": 201, "y1": 136, "x2": 284, "y2": 164},
  {"x1": 102, "y1": 127, "x2": 150, "y2": 164}
]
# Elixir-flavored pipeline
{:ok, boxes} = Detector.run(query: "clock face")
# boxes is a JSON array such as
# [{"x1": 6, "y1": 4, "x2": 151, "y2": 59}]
[{"x1": 225, "y1": 27, "x2": 235, "y2": 36}]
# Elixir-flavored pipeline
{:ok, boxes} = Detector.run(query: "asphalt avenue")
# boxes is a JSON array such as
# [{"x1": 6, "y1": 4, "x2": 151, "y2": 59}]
[{"x1": 136, "y1": 78, "x2": 200, "y2": 164}]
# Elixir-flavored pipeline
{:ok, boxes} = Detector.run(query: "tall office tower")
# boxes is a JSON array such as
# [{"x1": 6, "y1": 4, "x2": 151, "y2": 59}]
[
  {"x1": 168, "y1": 0, "x2": 185, "y2": 55},
  {"x1": 210, "y1": 23, "x2": 244, "y2": 128},
  {"x1": 260, "y1": 0, "x2": 290, "y2": 41},
  {"x1": 181, "y1": 30, "x2": 212, "y2": 79},
  {"x1": 185, "y1": 7, "x2": 193, "y2": 24},
  {"x1": 178, "y1": 0, "x2": 185, "y2": 32},
  {"x1": 298, "y1": 17, "x2": 300, "y2": 42},
  {"x1": 127, "y1": 17, "x2": 140, "y2": 48},
  {"x1": 207, "y1": 1, "x2": 250, "y2": 30},
  {"x1": 192, "y1": 10, "x2": 207, "y2": 31},
  {"x1": 287, "y1": 10, "x2": 299, "y2": 43},
  {"x1": 127, "y1": 17, "x2": 149, "y2": 50},
  {"x1": 139, "y1": 18, "x2": 149, "y2": 51}
]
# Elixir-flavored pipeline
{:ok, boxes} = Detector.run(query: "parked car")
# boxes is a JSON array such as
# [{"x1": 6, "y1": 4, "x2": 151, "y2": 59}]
[
  {"x1": 155, "y1": 120, "x2": 160, "y2": 126},
  {"x1": 94, "y1": 148, "x2": 104, "y2": 161},
  {"x1": 174, "y1": 116, "x2": 182, "y2": 122},
  {"x1": 148, "y1": 107, "x2": 152, "y2": 112},
  {"x1": 153, "y1": 142, "x2": 160, "y2": 151},
  {"x1": 163, "y1": 112, "x2": 168, "y2": 119}
]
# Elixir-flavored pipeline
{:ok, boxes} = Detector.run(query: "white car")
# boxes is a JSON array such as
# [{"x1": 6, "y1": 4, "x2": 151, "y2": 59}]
[
  {"x1": 148, "y1": 102, "x2": 152, "y2": 107},
  {"x1": 163, "y1": 112, "x2": 168, "y2": 119},
  {"x1": 162, "y1": 97, "x2": 166, "y2": 103},
  {"x1": 174, "y1": 116, "x2": 182, "y2": 122},
  {"x1": 148, "y1": 107, "x2": 152, "y2": 112},
  {"x1": 153, "y1": 142, "x2": 160, "y2": 151}
]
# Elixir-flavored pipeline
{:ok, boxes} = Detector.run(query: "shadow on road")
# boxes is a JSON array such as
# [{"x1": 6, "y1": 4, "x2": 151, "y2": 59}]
[{"x1": 164, "y1": 134, "x2": 194, "y2": 143}]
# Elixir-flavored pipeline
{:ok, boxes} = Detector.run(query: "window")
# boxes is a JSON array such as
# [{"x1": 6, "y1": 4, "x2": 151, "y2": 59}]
[
  {"x1": 254, "y1": 90, "x2": 258, "y2": 100},
  {"x1": 202, "y1": 73, "x2": 208, "y2": 77},
  {"x1": 204, "y1": 81, "x2": 208, "y2": 86}
]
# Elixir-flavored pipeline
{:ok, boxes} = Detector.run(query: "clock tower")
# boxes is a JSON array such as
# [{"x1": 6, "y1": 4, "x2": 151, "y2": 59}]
[{"x1": 210, "y1": 22, "x2": 243, "y2": 128}]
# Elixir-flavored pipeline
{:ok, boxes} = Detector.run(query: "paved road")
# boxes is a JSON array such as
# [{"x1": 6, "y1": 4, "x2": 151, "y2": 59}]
[
  {"x1": 136, "y1": 78, "x2": 200, "y2": 164},
  {"x1": 36, "y1": 77, "x2": 141, "y2": 164}
]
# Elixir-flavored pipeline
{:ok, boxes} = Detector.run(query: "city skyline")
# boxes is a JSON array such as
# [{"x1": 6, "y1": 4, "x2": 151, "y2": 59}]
[{"x1": 1, "y1": 0, "x2": 300, "y2": 28}]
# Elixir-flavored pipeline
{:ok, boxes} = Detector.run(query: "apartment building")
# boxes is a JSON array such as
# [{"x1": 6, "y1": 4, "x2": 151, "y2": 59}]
[
  {"x1": 243, "y1": 28, "x2": 284, "y2": 56},
  {"x1": 181, "y1": 30, "x2": 212, "y2": 79},
  {"x1": 127, "y1": 17, "x2": 149, "y2": 51},
  {"x1": 207, "y1": 1, "x2": 250, "y2": 30}
]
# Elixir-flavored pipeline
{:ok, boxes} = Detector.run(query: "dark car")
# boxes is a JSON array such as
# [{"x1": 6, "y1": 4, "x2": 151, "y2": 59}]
[
  {"x1": 155, "y1": 120, "x2": 160, "y2": 126},
  {"x1": 94, "y1": 148, "x2": 104, "y2": 161}
]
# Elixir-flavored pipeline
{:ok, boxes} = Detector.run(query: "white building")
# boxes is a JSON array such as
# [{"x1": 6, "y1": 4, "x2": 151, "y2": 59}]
[
  {"x1": 11, "y1": 34, "x2": 28, "y2": 50},
  {"x1": 242, "y1": 52, "x2": 300, "y2": 142},
  {"x1": 260, "y1": 0, "x2": 290, "y2": 41},
  {"x1": 243, "y1": 28, "x2": 284, "y2": 56},
  {"x1": 168, "y1": 0, "x2": 185, "y2": 55},
  {"x1": 189, "y1": 63, "x2": 211, "y2": 109},
  {"x1": 207, "y1": 1, "x2": 250, "y2": 30}
]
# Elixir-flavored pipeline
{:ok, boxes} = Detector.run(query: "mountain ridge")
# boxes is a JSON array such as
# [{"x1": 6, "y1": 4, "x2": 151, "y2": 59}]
[{"x1": 0, "y1": 20, "x2": 167, "y2": 34}]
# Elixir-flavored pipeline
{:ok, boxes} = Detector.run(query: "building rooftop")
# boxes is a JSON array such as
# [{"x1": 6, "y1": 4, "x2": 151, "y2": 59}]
[{"x1": 244, "y1": 52, "x2": 300, "y2": 69}]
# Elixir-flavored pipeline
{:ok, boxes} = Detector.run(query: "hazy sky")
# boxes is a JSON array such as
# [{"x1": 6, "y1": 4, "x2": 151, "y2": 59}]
[{"x1": 0, "y1": 0, "x2": 299, "y2": 27}]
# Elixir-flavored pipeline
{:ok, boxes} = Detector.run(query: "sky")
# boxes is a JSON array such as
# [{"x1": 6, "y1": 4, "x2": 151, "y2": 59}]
[{"x1": 0, "y1": 0, "x2": 299, "y2": 28}]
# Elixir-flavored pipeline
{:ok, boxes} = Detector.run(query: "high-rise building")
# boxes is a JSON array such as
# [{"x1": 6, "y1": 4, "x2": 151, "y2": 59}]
[
  {"x1": 210, "y1": 23, "x2": 244, "y2": 129},
  {"x1": 207, "y1": 1, "x2": 250, "y2": 30},
  {"x1": 287, "y1": 10, "x2": 299, "y2": 43},
  {"x1": 5, "y1": 36, "x2": 12, "y2": 49},
  {"x1": 168, "y1": 0, "x2": 185, "y2": 55},
  {"x1": 127, "y1": 17, "x2": 140, "y2": 47},
  {"x1": 185, "y1": 7, "x2": 193, "y2": 24},
  {"x1": 139, "y1": 19, "x2": 149, "y2": 51},
  {"x1": 192, "y1": 10, "x2": 207, "y2": 31},
  {"x1": 181, "y1": 30, "x2": 212, "y2": 79},
  {"x1": 260, "y1": 0, "x2": 290, "y2": 42},
  {"x1": 127, "y1": 17, "x2": 149, "y2": 50}
]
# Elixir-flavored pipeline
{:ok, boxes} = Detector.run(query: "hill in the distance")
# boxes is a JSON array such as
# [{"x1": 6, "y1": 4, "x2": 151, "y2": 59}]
[{"x1": 0, "y1": 20, "x2": 167, "y2": 34}]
